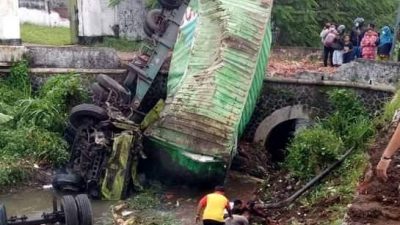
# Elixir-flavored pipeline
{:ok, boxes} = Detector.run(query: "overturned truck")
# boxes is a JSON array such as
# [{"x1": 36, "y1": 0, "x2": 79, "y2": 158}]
[{"x1": 54, "y1": 0, "x2": 273, "y2": 200}]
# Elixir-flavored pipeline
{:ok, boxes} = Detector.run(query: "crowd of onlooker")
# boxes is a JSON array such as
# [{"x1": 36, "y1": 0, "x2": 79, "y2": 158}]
[{"x1": 320, "y1": 17, "x2": 394, "y2": 67}]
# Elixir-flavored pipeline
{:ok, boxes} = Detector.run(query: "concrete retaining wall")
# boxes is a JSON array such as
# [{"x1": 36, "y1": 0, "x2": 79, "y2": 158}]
[
  {"x1": 332, "y1": 59, "x2": 400, "y2": 86},
  {"x1": 27, "y1": 46, "x2": 121, "y2": 69}
]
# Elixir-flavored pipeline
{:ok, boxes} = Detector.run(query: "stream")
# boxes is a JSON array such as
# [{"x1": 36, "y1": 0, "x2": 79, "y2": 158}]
[
  {"x1": 0, "y1": 188, "x2": 115, "y2": 225},
  {"x1": 0, "y1": 172, "x2": 262, "y2": 225}
]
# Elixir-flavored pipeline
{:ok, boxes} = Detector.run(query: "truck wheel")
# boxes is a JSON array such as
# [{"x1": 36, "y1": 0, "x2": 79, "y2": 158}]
[
  {"x1": 158, "y1": 0, "x2": 183, "y2": 10},
  {"x1": 145, "y1": 9, "x2": 164, "y2": 32},
  {"x1": 123, "y1": 72, "x2": 137, "y2": 95},
  {"x1": 75, "y1": 194, "x2": 93, "y2": 225},
  {"x1": 91, "y1": 82, "x2": 108, "y2": 101},
  {"x1": 61, "y1": 195, "x2": 79, "y2": 225},
  {"x1": 96, "y1": 74, "x2": 130, "y2": 96},
  {"x1": 69, "y1": 104, "x2": 108, "y2": 129},
  {"x1": 0, "y1": 204, "x2": 7, "y2": 225},
  {"x1": 143, "y1": 22, "x2": 155, "y2": 38}
]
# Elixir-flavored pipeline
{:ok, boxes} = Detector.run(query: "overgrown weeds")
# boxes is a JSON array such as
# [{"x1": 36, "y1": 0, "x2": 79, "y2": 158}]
[
  {"x1": 0, "y1": 60, "x2": 88, "y2": 187},
  {"x1": 281, "y1": 89, "x2": 375, "y2": 223}
]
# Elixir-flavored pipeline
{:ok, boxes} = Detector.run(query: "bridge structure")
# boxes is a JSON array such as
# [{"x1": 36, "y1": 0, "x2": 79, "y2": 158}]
[{"x1": 243, "y1": 69, "x2": 396, "y2": 157}]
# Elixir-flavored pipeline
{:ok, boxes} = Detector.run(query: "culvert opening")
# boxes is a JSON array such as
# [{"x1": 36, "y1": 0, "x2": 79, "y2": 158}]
[{"x1": 265, "y1": 118, "x2": 310, "y2": 162}]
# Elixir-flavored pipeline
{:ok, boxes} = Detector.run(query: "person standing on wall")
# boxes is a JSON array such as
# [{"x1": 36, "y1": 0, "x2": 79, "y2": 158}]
[
  {"x1": 377, "y1": 26, "x2": 393, "y2": 61},
  {"x1": 332, "y1": 25, "x2": 346, "y2": 66},
  {"x1": 323, "y1": 25, "x2": 338, "y2": 67},
  {"x1": 350, "y1": 17, "x2": 365, "y2": 58},
  {"x1": 342, "y1": 35, "x2": 354, "y2": 64},
  {"x1": 196, "y1": 186, "x2": 233, "y2": 225},
  {"x1": 361, "y1": 23, "x2": 379, "y2": 60}
]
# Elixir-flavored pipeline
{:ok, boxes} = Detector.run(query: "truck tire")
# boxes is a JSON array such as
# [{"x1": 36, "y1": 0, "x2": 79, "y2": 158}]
[
  {"x1": 143, "y1": 22, "x2": 155, "y2": 38},
  {"x1": 91, "y1": 82, "x2": 108, "y2": 101},
  {"x1": 158, "y1": 0, "x2": 183, "y2": 10},
  {"x1": 123, "y1": 72, "x2": 137, "y2": 95},
  {"x1": 96, "y1": 74, "x2": 130, "y2": 96},
  {"x1": 61, "y1": 195, "x2": 79, "y2": 225},
  {"x1": 69, "y1": 104, "x2": 108, "y2": 128},
  {"x1": 145, "y1": 9, "x2": 163, "y2": 32},
  {"x1": 0, "y1": 204, "x2": 7, "y2": 225},
  {"x1": 75, "y1": 194, "x2": 93, "y2": 225}
]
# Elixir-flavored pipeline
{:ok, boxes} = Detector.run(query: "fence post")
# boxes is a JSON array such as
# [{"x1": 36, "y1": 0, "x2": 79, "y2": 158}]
[{"x1": 69, "y1": 0, "x2": 78, "y2": 44}]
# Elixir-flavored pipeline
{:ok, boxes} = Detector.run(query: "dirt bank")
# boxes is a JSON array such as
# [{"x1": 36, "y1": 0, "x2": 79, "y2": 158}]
[{"x1": 346, "y1": 116, "x2": 400, "y2": 225}]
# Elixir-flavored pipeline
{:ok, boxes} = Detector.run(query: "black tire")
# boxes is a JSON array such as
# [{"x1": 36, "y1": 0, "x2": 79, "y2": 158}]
[
  {"x1": 75, "y1": 194, "x2": 93, "y2": 225},
  {"x1": 61, "y1": 195, "x2": 79, "y2": 225},
  {"x1": 145, "y1": 9, "x2": 163, "y2": 32},
  {"x1": 123, "y1": 72, "x2": 137, "y2": 95},
  {"x1": 96, "y1": 74, "x2": 130, "y2": 97},
  {"x1": 69, "y1": 104, "x2": 108, "y2": 129},
  {"x1": 158, "y1": 0, "x2": 183, "y2": 10},
  {"x1": 143, "y1": 22, "x2": 155, "y2": 38},
  {"x1": 52, "y1": 172, "x2": 85, "y2": 193},
  {"x1": 91, "y1": 82, "x2": 108, "y2": 101},
  {"x1": 0, "y1": 204, "x2": 7, "y2": 225}
]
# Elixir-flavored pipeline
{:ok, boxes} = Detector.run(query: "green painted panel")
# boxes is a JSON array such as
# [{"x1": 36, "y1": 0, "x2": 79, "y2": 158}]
[{"x1": 147, "y1": 0, "x2": 273, "y2": 167}]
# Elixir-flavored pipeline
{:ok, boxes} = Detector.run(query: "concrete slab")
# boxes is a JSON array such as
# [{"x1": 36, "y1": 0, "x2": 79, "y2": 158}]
[
  {"x1": 0, "y1": 46, "x2": 27, "y2": 64},
  {"x1": 27, "y1": 46, "x2": 121, "y2": 69}
]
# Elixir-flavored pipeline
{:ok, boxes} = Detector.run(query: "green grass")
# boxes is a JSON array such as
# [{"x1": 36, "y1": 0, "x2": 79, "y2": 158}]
[
  {"x1": 21, "y1": 23, "x2": 71, "y2": 45},
  {"x1": 93, "y1": 37, "x2": 143, "y2": 52}
]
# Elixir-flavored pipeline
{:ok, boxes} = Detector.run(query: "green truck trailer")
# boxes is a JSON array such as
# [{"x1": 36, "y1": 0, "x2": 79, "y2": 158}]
[{"x1": 145, "y1": 0, "x2": 273, "y2": 184}]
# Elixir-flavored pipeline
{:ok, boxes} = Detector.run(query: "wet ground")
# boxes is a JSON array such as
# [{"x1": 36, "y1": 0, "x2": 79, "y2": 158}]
[
  {"x1": 166, "y1": 172, "x2": 264, "y2": 225},
  {"x1": 346, "y1": 118, "x2": 400, "y2": 225},
  {"x1": 0, "y1": 172, "x2": 263, "y2": 225},
  {"x1": 0, "y1": 188, "x2": 115, "y2": 225}
]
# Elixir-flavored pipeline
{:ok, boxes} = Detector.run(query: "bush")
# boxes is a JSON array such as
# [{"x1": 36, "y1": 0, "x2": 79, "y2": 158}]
[
  {"x1": 0, "y1": 127, "x2": 69, "y2": 166},
  {"x1": 0, "y1": 159, "x2": 29, "y2": 187},
  {"x1": 322, "y1": 89, "x2": 373, "y2": 148},
  {"x1": 286, "y1": 126, "x2": 344, "y2": 180}
]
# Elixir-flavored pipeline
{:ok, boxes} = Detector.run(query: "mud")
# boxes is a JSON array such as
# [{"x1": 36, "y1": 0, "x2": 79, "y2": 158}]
[{"x1": 346, "y1": 117, "x2": 400, "y2": 225}]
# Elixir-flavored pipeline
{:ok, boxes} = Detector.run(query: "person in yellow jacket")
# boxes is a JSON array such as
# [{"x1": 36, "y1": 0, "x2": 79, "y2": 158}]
[{"x1": 196, "y1": 186, "x2": 233, "y2": 225}]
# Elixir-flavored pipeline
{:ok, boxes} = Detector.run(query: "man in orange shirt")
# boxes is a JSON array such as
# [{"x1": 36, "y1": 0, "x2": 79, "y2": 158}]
[{"x1": 196, "y1": 186, "x2": 233, "y2": 225}]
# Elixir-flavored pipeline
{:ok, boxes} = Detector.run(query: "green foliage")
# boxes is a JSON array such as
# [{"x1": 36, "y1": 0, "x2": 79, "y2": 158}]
[
  {"x1": 0, "y1": 127, "x2": 68, "y2": 166},
  {"x1": 286, "y1": 126, "x2": 344, "y2": 179},
  {"x1": 0, "y1": 159, "x2": 29, "y2": 187},
  {"x1": 109, "y1": 0, "x2": 158, "y2": 8},
  {"x1": 273, "y1": 0, "x2": 400, "y2": 46},
  {"x1": 322, "y1": 89, "x2": 374, "y2": 148},
  {"x1": 21, "y1": 23, "x2": 71, "y2": 45},
  {"x1": 92, "y1": 37, "x2": 143, "y2": 52},
  {"x1": 128, "y1": 189, "x2": 161, "y2": 210},
  {"x1": 7, "y1": 60, "x2": 31, "y2": 96},
  {"x1": 376, "y1": 89, "x2": 400, "y2": 126},
  {"x1": 0, "y1": 61, "x2": 88, "y2": 186},
  {"x1": 284, "y1": 89, "x2": 375, "y2": 223}
]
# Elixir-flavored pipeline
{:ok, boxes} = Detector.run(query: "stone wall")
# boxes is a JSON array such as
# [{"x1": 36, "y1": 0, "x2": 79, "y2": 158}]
[
  {"x1": 243, "y1": 79, "x2": 394, "y2": 141},
  {"x1": 331, "y1": 59, "x2": 400, "y2": 86}
]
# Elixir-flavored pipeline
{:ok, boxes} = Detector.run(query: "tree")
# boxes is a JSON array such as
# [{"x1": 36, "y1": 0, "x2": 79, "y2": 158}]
[{"x1": 272, "y1": 0, "x2": 400, "y2": 47}]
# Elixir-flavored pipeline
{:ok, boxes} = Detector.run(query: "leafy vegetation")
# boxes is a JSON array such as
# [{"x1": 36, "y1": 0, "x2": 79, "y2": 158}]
[
  {"x1": 273, "y1": 0, "x2": 400, "y2": 46},
  {"x1": 283, "y1": 89, "x2": 375, "y2": 223},
  {"x1": 92, "y1": 37, "x2": 143, "y2": 52},
  {"x1": 123, "y1": 188, "x2": 179, "y2": 225},
  {"x1": 376, "y1": 89, "x2": 400, "y2": 126},
  {"x1": 21, "y1": 23, "x2": 71, "y2": 45},
  {"x1": 0, "y1": 60, "x2": 88, "y2": 186}
]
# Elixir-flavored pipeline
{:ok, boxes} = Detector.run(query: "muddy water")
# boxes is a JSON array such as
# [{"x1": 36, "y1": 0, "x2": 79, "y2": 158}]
[
  {"x1": 0, "y1": 188, "x2": 115, "y2": 225},
  {"x1": 0, "y1": 172, "x2": 263, "y2": 225},
  {"x1": 166, "y1": 172, "x2": 264, "y2": 225}
]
